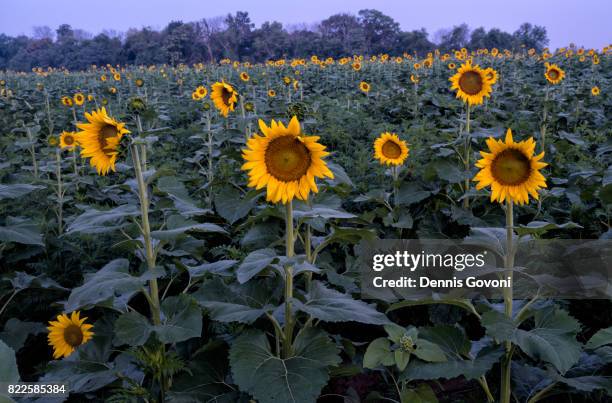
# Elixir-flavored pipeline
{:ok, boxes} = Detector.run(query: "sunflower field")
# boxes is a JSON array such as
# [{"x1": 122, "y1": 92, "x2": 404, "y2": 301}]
[{"x1": 0, "y1": 46, "x2": 611, "y2": 403}]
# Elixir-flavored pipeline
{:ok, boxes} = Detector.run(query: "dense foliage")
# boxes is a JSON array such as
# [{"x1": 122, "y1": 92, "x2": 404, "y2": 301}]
[{"x1": 0, "y1": 46, "x2": 611, "y2": 403}]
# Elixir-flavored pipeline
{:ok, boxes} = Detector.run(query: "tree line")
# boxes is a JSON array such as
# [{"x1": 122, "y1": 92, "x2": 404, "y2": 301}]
[{"x1": 0, "y1": 9, "x2": 549, "y2": 71}]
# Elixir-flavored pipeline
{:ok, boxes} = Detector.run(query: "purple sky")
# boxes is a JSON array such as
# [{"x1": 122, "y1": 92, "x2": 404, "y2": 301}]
[{"x1": 1, "y1": 0, "x2": 610, "y2": 50}]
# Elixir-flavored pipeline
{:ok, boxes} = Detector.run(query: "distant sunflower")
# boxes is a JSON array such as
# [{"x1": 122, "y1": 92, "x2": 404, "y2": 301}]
[
  {"x1": 373, "y1": 132, "x2": 409, "y2": 166},
  {"x1": 100, "y1": 75, "x2": 107, "y2": 82},
  {"x1": 195, "y1": 85, "x2": 208, "y2": 98},
  {"x1": 352, "y1": 62, "x2": 362, "y2": 71},
  {"x1": 61, "y1": 96, "x2": 73, "y2": 107},
  {"x1": 59, "y1": 131, "x2": 78, "y2": 150},
  {"x1": 135, "y1": 78, "x2": 144, "y2": 87},
  {"x1": 484, "y1": 67, "x2": 498, "y2": 85},
  {"x1": 449, "y1": 60, "x2": 492, "y2": 105},
  {"x1": 544, "y1": 63, "x2": 565, "y2": 84},
  {"x1": 359, "y1": 81, "x2": 370, "y2": 93},
  {"x1": 76, "y1": 107, "x2": 130, "y2": 175},
  {"x1": 241, "y1": 116, "x2": 334, "y2": 204},
  {"x1": 448, "y1": 62, "x2": 456, "y2": 70},
  {"x1": 87, "y1": 94, "x2": 94, "y2": 102},
  {"x1": 410, "y1": 74, "x2": 419, "y2": 84},
  {"x1": 109, "y1": 87, "x2": 117, "y2": 94},
  {"x1": 211, "y1": 81, "x2": 238, "y2": 117},
  {"x1": 113, "y1": 73, "x2": 121, "y2": 81},
  {"x1": 240, "y1": 72, "x2": 250, "y2": 82},
  {"x1": 473, "y1": 128, "x2": 547, "y2": 205},
  {"x1": 192, "y1": 91, "x2": 201, "y2": 100},
  {"x1": 283, "y1": 76, "x2": 292, "y2": 86},
  {"x1": 73, "y1": 93, "x2": 85, "y2": 106},
  {"x1": 591, "y1": 86, "x2": 600, "y2": 96},
  {"x1": 268, "y1": 89, "x2": 276, "y2": 97},
  {"x1": 47, "y1": 311, "x2": 94, "y2": 359}
]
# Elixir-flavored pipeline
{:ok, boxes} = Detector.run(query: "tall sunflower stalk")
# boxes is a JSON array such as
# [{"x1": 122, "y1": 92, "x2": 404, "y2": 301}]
[
  {"x1": 373, "y1": 132, "x2": 409, "y2": 209},
  {"x1": 54, "y1": 148, "x2": 65, "y2": 235},
  {"x1": 241, "y1": 117, "x2": 334, "y2": 358},
  {"x1": 473, "y1": 129, "x2": 547, "y2": 403}
]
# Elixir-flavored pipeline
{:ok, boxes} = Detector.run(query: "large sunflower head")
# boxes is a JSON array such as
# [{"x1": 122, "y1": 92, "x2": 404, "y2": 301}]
[
  {"x1": 60, "y1": 131, "x2": 78, "y2": 150},
  {"x1": 47, "y1": 311, "x2": 94, "y2": 359},
  {"x1": 241, "y1": 116, "x2": 334, "y2": 204},
  {"x1": 473, "y1": 128, "x2": 547, "y2": 205},
  {"x1": 76, "y1": 107, "x2": 130, "y2": 175},
  {"x1": 373, "y1": 132, "x2": 409, "y2": 166},
  {"x1": 449, "y1": 60, "x2": 492, "y2": 106},
  {"x1": 211, "y1": 81, "x2": 238, "y2": 117},
  {"x1": 544, "y1": 63, "x2": 565, "y2": 84}
]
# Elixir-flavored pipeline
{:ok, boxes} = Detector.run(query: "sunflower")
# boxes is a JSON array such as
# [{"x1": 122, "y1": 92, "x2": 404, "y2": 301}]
[
  {"x1": 352, "y1": 62, "x2": 362, "y2": 71},
  {"x1": 283, "y1": 76, "x2": 292, "y2": 86},
  {"x1": 73, "y1": 93, "x2": 85, "y2": 106},
  {"x1": 47, "y1": 311, "x2": 94, "y2": 359},
  {"x1": 100, "y1": 74, "x2": 107, "y2": 82},
  {"x1": 410, "y1": 74, "x2": 419, "y2": 84},
  {"x1": 544, "y1": 63, "x2": 565, "y2": 84},
  {"x1": 448, "y1": 62, "x2": 456, "y2": 70},
  {"x1": 87, "y1": 94, "x2": 94, "y2": 101},
  {"x1": 76, "y1": 107, "x2": 130, "y2": 175},
  {"x1": 192, "y1": 91, "x2": 201, "y2": 100},
  {"x1": 241, "y1": 116, "x2": 334, "y2": 204},
  {"x1": 473, "y1": 128, "x2": 547, "y2": 205},
  {"x1": 60, "y1": 131, "x2": 78, "y2": 150},
  {"x1": 449, "y1": 60, "x2": 492, "y2": 106},
  {"x1": 268, "y1": 89, "x2": 276, "y2": 97},
  {"x1": 109, "y1": 87, "x2": 117, "y2": 94},
  {"x1": 113, "y1": 73, "x2": 121, "y2": 81},
  {"x1": 240, "y1": 72, "x2": 250, "y2": 82},
  {"x1": 373, "y1": 132, "x2": 409, "y2": 166},
  {"x1": 211, "y1": 81, "x2": 238, "y2": 117},
  {"x1": 61, "y1": 96, "x2": 73, "y2": 107},
  {"x1": 47, "y1": 136, "x2": 59, "y2": 147},
  {"x1": 359, "y1": 81, "x2": 370, "y2": 93},
  {"x1": 591, "y1": 86, "x2": 600, "y2": 96},
  {"x1": 135, "y1": 78, "x2": 144, "y2": 87},
  {"x1": 196, "y1": 85, "x2": 208, "y2": 98},
  {"x1": 484, "y1": 67, "x2": 498, "y2": 85}
]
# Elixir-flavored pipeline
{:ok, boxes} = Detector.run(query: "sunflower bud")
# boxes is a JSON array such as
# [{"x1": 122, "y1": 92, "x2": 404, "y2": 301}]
[{"x1": 128, "y1": 97, "x2": 147, "y2": 114}]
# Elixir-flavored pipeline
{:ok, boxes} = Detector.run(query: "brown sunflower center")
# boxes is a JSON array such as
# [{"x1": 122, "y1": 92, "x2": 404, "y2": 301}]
[
  {"x1": 491, "y1": 149, "x2": 531, "y2": 186},
  {"x1": 548, "y1": 69, "x2": 559, "y2": 79},
  {"x1": 99, "y1": 124, "x2": 119, "y2": 151},
  {"x1": 64, "y1": 135, "x2": 75, "y2": 145},
  {"x1": 63, "y1": 324, "x2": 84, "y2": 347},
  {"x1": 221, "y1": 88, "x2": 234, "y2": 105},
  {"x1": 381, "y1": 140, "x2": 402, "y2": 159},
  {"x1": 458, "y1": 71, "x2": 483, "y2": 95},
  {"x1": 265, "y1": 135, "x2": 311, "y2": 182}
]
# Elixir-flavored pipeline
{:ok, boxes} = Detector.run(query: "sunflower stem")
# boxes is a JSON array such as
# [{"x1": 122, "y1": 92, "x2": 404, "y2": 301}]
[
  {"x1": 131, "y1": 144, "x2": 162, "y2": 326},
  {"x1": 55, "y1": 149, "x2": 64, "y2": 235},
  {"x1": 283, "y1": 201, "x2": 295, "y2": 358},
  {"x1": 463, "y1": 103, "x2": 471, "y2": 208},
  {"x1": 206, "y1": 111, "x2": 214, "y2": 208},
  {"x1": 500, "y1": 199, "x2": 515, "y2": 403}
]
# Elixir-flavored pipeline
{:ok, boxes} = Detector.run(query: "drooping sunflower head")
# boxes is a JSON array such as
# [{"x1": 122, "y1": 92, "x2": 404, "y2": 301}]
[
  {"x1": 591, "y1": 86, "x2": 600, "y2": 96},
  {"x1": 449, "y1": 60, "x2": 493, "y2": 106},
  {"x1": 544, "y1": 63, "x2": 565, "y2": 84},
  {"x1": 73, "y1": 93, "x2": 85, "y2": 106},
  {"x1": 473, "y1": 128, "x2": 547, "y2": 205},
  {"x1": 484, "y1": 67, "x2": 498, "y2": 85},
  {"x1": 60, "y1": 131, "x2": 78, "y2": 150},
  {"x1": 359, "y1": 81, "x2": 370, "y2": 93},
  {"x1": 241, "y1": 116, "x2": 334, "y2": 204},
  {"x1": 211, "y1": 81, "x2": 238, "y2": 117},
  {"x1": 240, "y1": 72, "x2": 250, "y2": 82},
  {"x1": 76, "y1": 107, "x2": 130, "y2": 175},
  {"x1": 373, "y1": 132, "x2": 409, "y2": 166},
  {"x1": 47, "y1": 311, "x2": 94, "y2": 359}
]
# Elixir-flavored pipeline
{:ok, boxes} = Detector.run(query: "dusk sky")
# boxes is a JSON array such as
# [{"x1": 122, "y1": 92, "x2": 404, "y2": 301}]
[{"x1": 1, "y1": 0, "x2": 610, "y2": 50}]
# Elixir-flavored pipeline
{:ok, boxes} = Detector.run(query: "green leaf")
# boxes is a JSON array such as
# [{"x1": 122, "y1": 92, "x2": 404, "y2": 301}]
[
  {"x1": 66, "y1": 204, "x2": 139, "y2": 235},
  {"x1": 154, "y1": 294, "x2": 202, "y2": 343},
  {"x1": 157, "y1": 176, "x2": 211, "y2": 217},
  {"x1": 395, "y1": 349, "x2": 411, "y2": 371},
  {"x1": 482, "y1": 308, "x2": 581, "y2": 374},
  {"x1": 0, "y1": 216, "x2": 44, "y2": 246},
  {"x1": 64, "y1": 259, "x2": 163, "y2": 311},
  {"x1": 236, "y1": 248, "x2": 278, "y2": 284},
  {"x1": 418, "y1": 325, "x2": 471, "y2": 357},
  {"x1": 214, "y1": 186, "x2": 259, "y2": 224},
  {"x1": 151, "y1": 215, "x2": 226, "y2": 241},
  {"x1": 396, "y1": 183, "x2": 432, "y2": 206},
  {"x1": 0, "y1": 318, "x2": 46, "y2": 351},
  {"x1": 229, "y1": 328, "x2": 340, "y2": 403},
  {"x1": 555, "y1": 374, "x2": 612, "y2": 395},
  {"x1": 0, "y1": 183, "x2": 45, "y2": 200},
  {"x1": 414, "y1": 339, "x2": 447, "y2": 363},
  {"x1": 294, "y1": 281, "x2": 390, "y2": 325},
  {"x1": 114, "y1": 312, "x2": 152, "y2": 346},
  {"x1": 587, "y1": 327, "x2": 612, "y2": 349},
  {"x1": 400, "y1": 384, "x2": 439, "y2": 403},
  {"x1": 185, "y1": 259, "x2": 237, "y2": 278},
  {"x1": 293, "y1": 205, "x2": 355, "y2": 220},
  {"x1": 363, "y1": 337, "x2": 394, "y2": 369},
  {"x1": 0, "y1": 340, "x2": 19, "y2": 383},
  {"x1": 515, "y1": 221, "x2": 582, "y2": 237},
  {"x1": 193, "y1": 277, "x2": 279, "y2": 324},
  {"x1": 388, "y1": 298, "x2": 480, "y2": 318}
]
